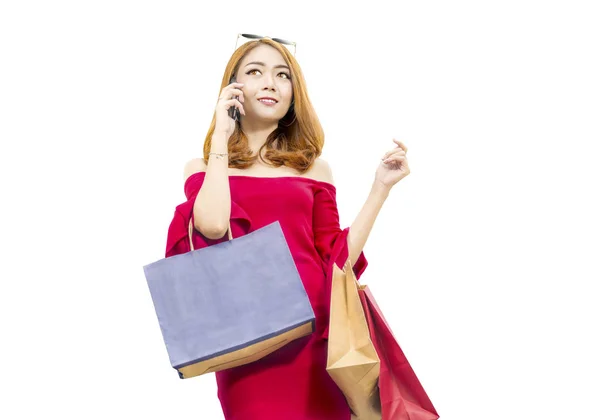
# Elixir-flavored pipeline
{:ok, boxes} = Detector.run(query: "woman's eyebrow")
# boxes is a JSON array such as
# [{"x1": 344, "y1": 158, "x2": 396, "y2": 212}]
[{"x1": 244, "y1": 61, "x2": 290, "y2": 70}]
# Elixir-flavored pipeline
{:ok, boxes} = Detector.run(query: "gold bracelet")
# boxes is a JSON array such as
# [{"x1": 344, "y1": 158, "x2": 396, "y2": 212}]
[{"x1": 209, "y1": 152, "x2": 228, "y2": 160}]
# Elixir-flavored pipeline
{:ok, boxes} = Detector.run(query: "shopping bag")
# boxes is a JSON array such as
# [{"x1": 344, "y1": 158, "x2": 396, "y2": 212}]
[
  {"x1": 325, "y1": 229, "x2": 381, "y2": 420},
  {"x1": 358, "y1": 285, "x2": 439, "y2": 420},
  {"x1": 143, "y1": 220, "x2": 316, "y2": 379}
]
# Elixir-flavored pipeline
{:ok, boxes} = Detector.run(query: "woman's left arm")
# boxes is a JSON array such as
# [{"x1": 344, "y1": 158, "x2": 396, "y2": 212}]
[
  {"x1": 347, "y1": 181, "x2": 390, "y2": 266},
  {"x1": 347, "y1": 139, "x2": 410, "y2": 265}
]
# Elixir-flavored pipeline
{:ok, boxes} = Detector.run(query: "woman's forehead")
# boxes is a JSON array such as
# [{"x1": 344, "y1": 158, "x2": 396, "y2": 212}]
[{"x1": 241, "y1": 44, "x2": 286, "y2": 67}]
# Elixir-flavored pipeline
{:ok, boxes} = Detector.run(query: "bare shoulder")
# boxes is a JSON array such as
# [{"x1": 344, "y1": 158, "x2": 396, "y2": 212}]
[
  {"x1": 308, "y1": 157, "x2": 335, "y2": 186},
  {"x1": 183, "y1": 157, "x2": 207, "y2": 183}
]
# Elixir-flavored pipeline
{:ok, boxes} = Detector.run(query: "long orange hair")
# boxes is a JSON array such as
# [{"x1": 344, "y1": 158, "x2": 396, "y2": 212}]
[{"x1": 202, "y1": 38, "x2": 325, "y2": 174}]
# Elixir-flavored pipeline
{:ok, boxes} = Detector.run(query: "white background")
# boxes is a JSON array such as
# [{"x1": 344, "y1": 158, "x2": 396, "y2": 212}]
[{"x1": 1, "y1": 1, "x2": 599, "y2": 419}]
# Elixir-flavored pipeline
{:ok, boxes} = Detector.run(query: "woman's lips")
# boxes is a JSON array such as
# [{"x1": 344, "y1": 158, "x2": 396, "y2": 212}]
[{"x1": 258, "y1": 98, "x2": 278, "y2": 106}]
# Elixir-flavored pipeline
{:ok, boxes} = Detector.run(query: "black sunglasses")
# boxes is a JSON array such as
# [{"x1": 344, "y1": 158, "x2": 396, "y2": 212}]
[{"x1": 234, "y1": 33, "x2": 296, "y2": 56}]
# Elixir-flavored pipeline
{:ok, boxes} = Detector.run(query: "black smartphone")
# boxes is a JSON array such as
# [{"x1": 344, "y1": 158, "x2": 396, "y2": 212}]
[{"x1": 228, "y1": 75, "x2": 240, "y2": 121}]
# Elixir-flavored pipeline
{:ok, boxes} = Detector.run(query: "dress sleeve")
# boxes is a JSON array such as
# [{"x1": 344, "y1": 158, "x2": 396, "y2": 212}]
[
  {"x1": 165, "y1": 203, "x2": 189, "y2": 258},
  {"x1": 165, "y1": 199, "x2": 222, "y2": 258},
  {"x1": 165, "y1": 175, "x2": 253, "y2": 258},
  {"x1": 313, "y1": 184, "x2": 368, "y2": 280}
]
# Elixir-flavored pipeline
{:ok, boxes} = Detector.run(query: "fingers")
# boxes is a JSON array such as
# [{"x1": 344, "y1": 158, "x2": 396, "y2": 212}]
[
  {"x1": 382, "y1": 139, "x2": 408, "y2": 161},
  {"x1": 383, "y1": 155, "x2": 410, "y2": 176},
  {"x1": 218, "y1": 83, "x2": 246, "y2": 114},
  {"x1": 382, "y1": 148, "x2": 406, "y2": 161},
  {"x1": 226, "y1": 98, "x2": 245, "y2": 115},
  {"x1": 231, "y1": 88, "x2": 245, "y2": 102},
  {"x1": 220, "y1": 82, "x2": 245, "y2": 101},
  {"x1": 230, "y1": 82, "x2": 244, "y2": 97},
  {"x1": 383, "y1": 154, "x2": 408, "y2": 165},
  {"x1": 393, "y1": 138, "x2": 408, "y2": 152},
  {"x1": 220, "y1": 88, "x2": 245, "y2": 103}
]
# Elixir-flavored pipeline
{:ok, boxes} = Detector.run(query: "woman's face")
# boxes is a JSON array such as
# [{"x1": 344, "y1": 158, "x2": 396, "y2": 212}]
[{"x1": 235, "y1": 44, "x2": 293, "y2": 125}]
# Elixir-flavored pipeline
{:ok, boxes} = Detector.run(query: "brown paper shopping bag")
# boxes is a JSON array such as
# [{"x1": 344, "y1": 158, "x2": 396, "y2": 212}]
[{"x1": 326, "y1": 256, "x2": 381, "y2": 420}]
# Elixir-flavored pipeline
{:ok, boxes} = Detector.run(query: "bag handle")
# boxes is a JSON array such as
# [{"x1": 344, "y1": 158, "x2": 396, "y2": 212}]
[
  {"x1": 188, "y1": 219, "x2": 233, "y2": 251},
  {"x1": 321, "y1": 227, "x2": 359, "y2": 340},
  {"x1": 323, "y1": 227, "x2": 351, "y2": 297}
]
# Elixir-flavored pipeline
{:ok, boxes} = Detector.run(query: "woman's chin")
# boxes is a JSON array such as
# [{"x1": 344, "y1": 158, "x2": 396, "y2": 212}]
[{"x1": 240, "y1": 113, "x2": 284, "y2": 126}]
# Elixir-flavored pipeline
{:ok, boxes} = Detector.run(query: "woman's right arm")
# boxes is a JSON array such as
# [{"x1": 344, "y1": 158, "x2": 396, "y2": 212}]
[
  {"x1": 184, "y1": 131, "x2": 231, "y2": 240},
  {"x1": 185, "y1": 80, "x2": 244, "y2": 240}
]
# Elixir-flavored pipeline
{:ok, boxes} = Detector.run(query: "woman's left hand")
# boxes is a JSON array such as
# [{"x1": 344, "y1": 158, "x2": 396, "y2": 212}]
[{"x1": 375, "y1": 139, "x2": 410, "y2": 190}]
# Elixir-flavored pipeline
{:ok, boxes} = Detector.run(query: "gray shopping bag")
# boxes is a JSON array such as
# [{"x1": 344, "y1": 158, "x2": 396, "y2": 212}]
[{"x1": 143, "y1": 220, "x2": 315, "y2": 379}]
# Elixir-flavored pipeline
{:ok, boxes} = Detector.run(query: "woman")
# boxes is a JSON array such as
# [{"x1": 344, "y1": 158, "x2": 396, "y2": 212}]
[{"x1": 165, "y1": 37, "x2": 410, "y2": 420}]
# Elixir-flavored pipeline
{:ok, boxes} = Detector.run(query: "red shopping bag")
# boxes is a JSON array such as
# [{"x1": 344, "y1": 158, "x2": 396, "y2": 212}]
[{"x1": 358, "y1": 285, "x2": 439, "y2": 420}]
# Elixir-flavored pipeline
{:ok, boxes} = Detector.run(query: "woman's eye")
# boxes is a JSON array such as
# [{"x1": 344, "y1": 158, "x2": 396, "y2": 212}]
[{"x1": 246, "y1": 69, "x2": 291, "y2": 79}]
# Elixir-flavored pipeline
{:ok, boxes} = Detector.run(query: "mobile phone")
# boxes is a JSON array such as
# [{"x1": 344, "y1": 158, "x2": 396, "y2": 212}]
[{"x1": 228, "y1": 75, "x2": 240, "y2": 121}]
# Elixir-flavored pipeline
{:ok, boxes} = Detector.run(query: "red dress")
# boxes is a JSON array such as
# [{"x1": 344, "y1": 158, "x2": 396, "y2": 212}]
[{"x1": 165, "y1": 172, "x2": 368, "y2": 420}]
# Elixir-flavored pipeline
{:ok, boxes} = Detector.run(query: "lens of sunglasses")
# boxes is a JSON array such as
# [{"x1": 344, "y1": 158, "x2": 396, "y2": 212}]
[
  {"x1": 242, "y1": 34, "x2": 293, "y2": 46},
  {"x1": 272, "y1": 38, "x2": 294, "y2": 46}
]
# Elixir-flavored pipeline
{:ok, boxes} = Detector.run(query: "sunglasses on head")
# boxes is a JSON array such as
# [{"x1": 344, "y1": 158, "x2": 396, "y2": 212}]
[{"x1": 234, "y1": 33, "x2": 297, "y2": 56}]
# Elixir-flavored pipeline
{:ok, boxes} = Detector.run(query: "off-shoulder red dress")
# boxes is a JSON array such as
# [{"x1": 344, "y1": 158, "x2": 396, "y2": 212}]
[{"x1": 165, "y1": 172, "x2": 368, "y2": 420}]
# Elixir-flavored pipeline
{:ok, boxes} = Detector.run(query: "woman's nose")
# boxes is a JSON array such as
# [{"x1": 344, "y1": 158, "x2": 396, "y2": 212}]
[{"x1": 262, "y1": 74, "x2": 276, "y2": 90}]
